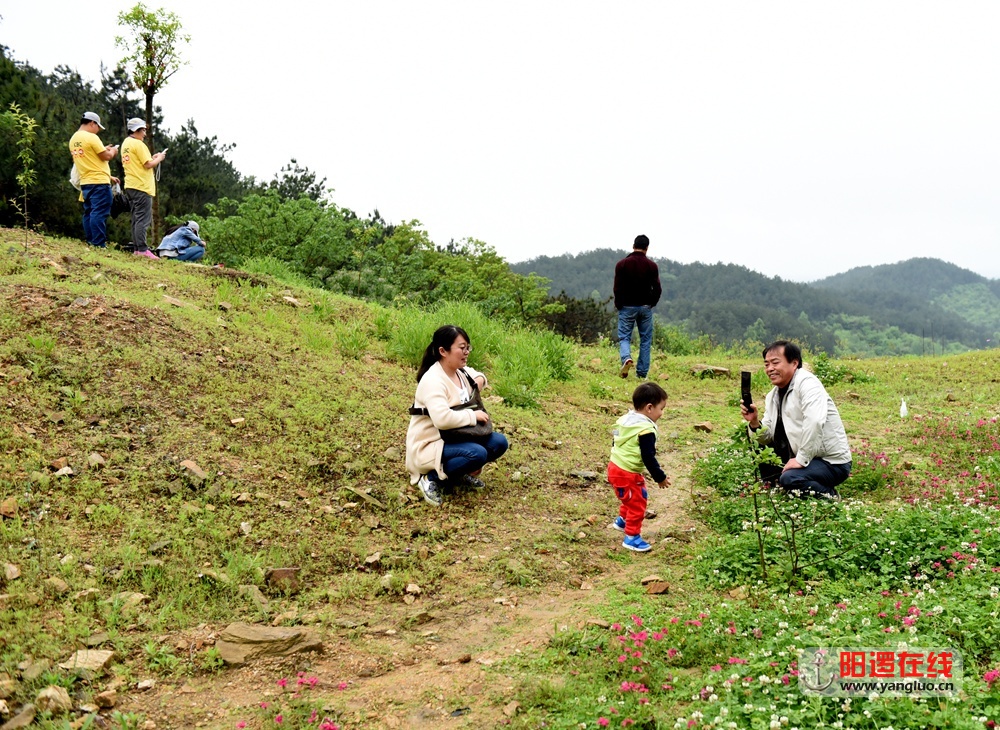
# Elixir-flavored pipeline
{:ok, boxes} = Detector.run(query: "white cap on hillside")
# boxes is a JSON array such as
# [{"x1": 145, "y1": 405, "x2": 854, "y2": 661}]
[
  {"x1": 82, "y1": 111, "x2": 104, "y2": 130},
  {"x1": 127, "y1": 117, "x2": 146, "y2": 133}
]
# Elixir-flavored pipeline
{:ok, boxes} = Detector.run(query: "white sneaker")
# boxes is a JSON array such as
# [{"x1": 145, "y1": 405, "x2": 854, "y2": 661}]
[{"x1": 417, "y1": 474, "x2": 443, "y2": 506}]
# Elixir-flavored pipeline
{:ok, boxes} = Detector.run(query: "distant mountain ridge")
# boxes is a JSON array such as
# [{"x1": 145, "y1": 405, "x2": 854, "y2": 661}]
[{"x1": 511, "y1": 251, "x2": 1000, "y2": 356}]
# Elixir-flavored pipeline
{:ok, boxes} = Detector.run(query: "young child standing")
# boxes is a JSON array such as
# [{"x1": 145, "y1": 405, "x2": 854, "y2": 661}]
[{"x1": 608, "y1": 382, "x2": 671, "y2": 552}]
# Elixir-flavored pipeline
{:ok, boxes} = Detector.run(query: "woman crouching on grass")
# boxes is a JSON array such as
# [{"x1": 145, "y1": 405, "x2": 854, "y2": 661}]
[{"x1": 405, "y1": 325, "x2": 509, "y2": 506}]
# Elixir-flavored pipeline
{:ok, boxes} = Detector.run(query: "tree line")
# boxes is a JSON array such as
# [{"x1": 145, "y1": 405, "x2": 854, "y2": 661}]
[{"x1": 513, "y1": 250, "x2": 1000, "y2": 356}]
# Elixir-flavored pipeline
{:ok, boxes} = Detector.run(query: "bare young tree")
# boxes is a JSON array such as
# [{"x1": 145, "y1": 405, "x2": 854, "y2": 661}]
[{"x1": 115, "y1": 3, "x2": 190, "y2": 241}]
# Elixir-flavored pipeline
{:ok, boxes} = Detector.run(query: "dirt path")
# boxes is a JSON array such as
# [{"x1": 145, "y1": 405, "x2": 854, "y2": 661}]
[{"x1": 127, "y1": 459, "x2": 698, "y2": 729}]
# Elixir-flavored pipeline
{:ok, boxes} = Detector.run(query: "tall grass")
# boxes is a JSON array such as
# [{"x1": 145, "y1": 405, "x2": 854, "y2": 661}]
[{"x1": 386, "y1": 301, "x2": 573, "y2": 407}]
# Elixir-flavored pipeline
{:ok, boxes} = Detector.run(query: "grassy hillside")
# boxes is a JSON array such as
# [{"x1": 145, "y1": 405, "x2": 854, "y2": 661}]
[{"x1": 2, "y1": 230, "x2": 1000, "y2": 729}]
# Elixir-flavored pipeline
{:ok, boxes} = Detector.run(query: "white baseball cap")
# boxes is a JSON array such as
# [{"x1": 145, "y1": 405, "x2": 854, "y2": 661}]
[
  {"x1": 127, "y1": 117, "x2": 147, "y2": 133},
  {"x1": 82, "y1": 111, "x2": 105, "y2": 130}
]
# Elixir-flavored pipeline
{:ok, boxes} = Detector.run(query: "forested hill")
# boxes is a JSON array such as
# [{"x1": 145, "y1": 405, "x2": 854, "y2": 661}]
[{"x1": 511, "y1": 250, "x2": 1000, "y2": 357}]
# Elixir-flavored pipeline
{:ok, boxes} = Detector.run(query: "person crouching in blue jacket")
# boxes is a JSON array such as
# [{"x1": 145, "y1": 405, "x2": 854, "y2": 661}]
[{"x1": 156, "y1": 221, "x2": 206, "y2": 262}]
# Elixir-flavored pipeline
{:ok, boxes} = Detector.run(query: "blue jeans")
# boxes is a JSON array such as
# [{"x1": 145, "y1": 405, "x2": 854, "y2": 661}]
[
  {"x1": 81, "y1": 184, "x2": 112, "y2": 247},
  {"x1": 430, "y1": 432, "x2": 509, "y2": 482},
  {"x1": 617, "y1": 305, "x2": 654, "y2": 377},
  {"x1": 772, "y1": 458, "x2": 852, "y2": 497},
  {"x1": 174, "y1": 246, "x2": 205, "y2": 262}
]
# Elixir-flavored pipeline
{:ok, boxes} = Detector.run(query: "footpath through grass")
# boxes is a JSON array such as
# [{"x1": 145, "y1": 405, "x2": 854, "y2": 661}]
[{"x1": 1, "y1": 231, "x2": 999, "y2": 729}]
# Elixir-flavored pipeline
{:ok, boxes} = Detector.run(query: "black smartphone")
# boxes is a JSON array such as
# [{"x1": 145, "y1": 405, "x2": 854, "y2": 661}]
[{"x1": 741, "y1": 371, "x2": 753, "y2": 409}]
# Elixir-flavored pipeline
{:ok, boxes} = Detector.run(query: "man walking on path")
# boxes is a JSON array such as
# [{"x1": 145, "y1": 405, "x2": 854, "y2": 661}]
[
  {"x1": 68, "y1": 111, "x2": 119, "y2": 248},
  {"x1": 121, "y1": 117, "x2": 166, "y2": 259},
  {"x1": 613, "y1": 234, "x2": 662, "y2": 379}
]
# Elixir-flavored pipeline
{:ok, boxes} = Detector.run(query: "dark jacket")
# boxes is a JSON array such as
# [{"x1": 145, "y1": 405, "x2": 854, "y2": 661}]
[{"x1": 613, "y1": 251, "x2": 662, "y2": 310}]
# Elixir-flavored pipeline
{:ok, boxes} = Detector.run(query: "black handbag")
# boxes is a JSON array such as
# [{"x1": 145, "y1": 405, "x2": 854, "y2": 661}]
[
  {"x1": 110, "y1": 189, "x2": 132, "y2": 219},
  {"x1": 409, "y1": 369, "x2": 493, "y2": 442}
]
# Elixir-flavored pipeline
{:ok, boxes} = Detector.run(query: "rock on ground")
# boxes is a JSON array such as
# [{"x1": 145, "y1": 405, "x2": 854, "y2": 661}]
[{"x1": 215, "y1": 623, "x2": 322, "y2": 665}]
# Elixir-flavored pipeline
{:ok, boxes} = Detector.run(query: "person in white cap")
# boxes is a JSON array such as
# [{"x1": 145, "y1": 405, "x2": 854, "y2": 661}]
[
  {"x1": 121, "y1": 117, "x2": 167, "y2": 259},
  {"x1": 156, "y1": 220, "x2": 206, "y2": 261},
  {"x1": 68, "y1": 111, "x2": 119, "y2": 248}
]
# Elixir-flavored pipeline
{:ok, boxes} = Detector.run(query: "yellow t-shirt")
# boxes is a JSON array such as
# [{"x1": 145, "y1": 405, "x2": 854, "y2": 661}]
[
  {"x1": 121, "y1": 136, "x2": 155, "y2": 196},
  {"x1": 68, "y1": 130, "x2": 110, "y2": 186}
]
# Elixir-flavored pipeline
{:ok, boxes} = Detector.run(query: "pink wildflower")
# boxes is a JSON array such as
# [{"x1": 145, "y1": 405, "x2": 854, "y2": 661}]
[
  {"x1": 711, "y1": 664, "x2": 722, "y2": 671},
  {"x1": 275, "y1": 716, "x2": 284, "y2": 725},
  {"x1": 337, "y1": 681, "x2": 349, "y2": 690},
  {"x1": 598, "y1": 719, "x2": 610, "y2": 728},
  {"x1": 236, "y1": 724, "x2": 247, "y2": 729},
  {"x1": 277, "y1": 678, "x2": 288, "y2": 688}
]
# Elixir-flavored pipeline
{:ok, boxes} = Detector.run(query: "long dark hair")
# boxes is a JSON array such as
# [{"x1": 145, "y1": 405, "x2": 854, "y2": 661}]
[{"x1": 417, "y1": 325, "x2": 470, "y2": 382}]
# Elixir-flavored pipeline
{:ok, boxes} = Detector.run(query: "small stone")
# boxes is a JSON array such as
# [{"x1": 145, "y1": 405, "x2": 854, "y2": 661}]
[
  {"x1": 587, "y1": 619, "x2": 611, "y2": 629},
  {"x1": 0, "y1": 679, "x2": 14, "y2": 701},
  {"x1": 74, "y1": 589, "x2": 101, "y2": 605},
  {"x1": 265, "y1": 567, "x2": 301, "y2": 594},
  {"x1": 281, "y1": 295, "x2": 302, "y2": 307},
  {"x1": 51, "y1": 457, "x2": 70, "y2": 471},
  {"x1": 53, "y1": 466, "x2": 74, "y2": 477},
  {"x1": 230, "y1": 417, "x2": 245, "y2": 427},
  {"x1": 110, "y1": 592, "x2": 150, "y2": 613},
  {"x1": 3, "y1": 564, "x2": 19, "y2": 582},
  {"x1": 83, "y1": 631, "x2": 109, "y2": 647},
  {"x1": 364, "y1": 552, "x2": 381, "y2": 566},
  {"x1": 693, "y1": 422, "x2": 713, "y2": 433},
  {"x1": 21, "y1": 659, "x2": 51, "y2": 682},
  {"x1": 59, "y1": 650, "x2": 114, "y2": 678},
  {"x1": 59, "y1": 554, "x2": 76, "y2": 567},
  {"x1": 240, "y1": 522, "x2": 252, "y2": 536},
  {"x1": 35, "y1": 685, "x2": 72, "y2": 714},
  {"x1": 569, "y1": 470, "x2": 598, "y2": 481},
  {"x1": 238, "y1": 584, "x2": 269, "y2": 611},
  {"x1": 136, "y1": 678, "x2": 156, "y2": 691},
  {"x1": 94, "y1": 690, "x2": 117, "y2": 708},
  {"x1": 162, "y1": 295, "x2": 191, "y2": 308},
  {"x1": 540, "y1": 440, "x2": 560, "y2": 450},
  {"x1": 510, "y1": 471, "x2": 523, "y2": 482},
  {"x1": 180, "y1": 460, "x2": 207, "y2": 482},
  {"x1": 0, "y1": 498, "x2": 17, "y2": 519},
  {"x1": 728, "y1": 586, "x2": 748, "y2": 600},
  {"x1": 217, "y1": 302, "x2": 232, "y2": 312},
  {"x1": 640, "y1": 574, "x2": 663, "y2": 585},
  {"x1": 44, "y1": 577, "x2": 70, "y2": 595},
  {"x1": 405, "y1": 583, "x2": 421, "y2": 595},
  {"x1": 644, "y1": 581, "x2": 670, "y2": 595},
  {"x1": 579, "y1": 581, "x2": 594, "y2": 591},
  {"x1": 148, "y1": 539, "x2": 171, "y2": 555},
  {"x1": 236, "y1": 493, "x2": 252, "y2": 503},
  {"x1": 503, "y1": 701, "x2": 520, "y2": 717},
  {"x1": 0, "y1": 703, "x2": 35, "y2": 728}
]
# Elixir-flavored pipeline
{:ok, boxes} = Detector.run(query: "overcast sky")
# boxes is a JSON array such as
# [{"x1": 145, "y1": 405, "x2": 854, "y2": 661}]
[{"x1": 4, "y1": 1, "x2": 999, "y2": 282}]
